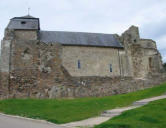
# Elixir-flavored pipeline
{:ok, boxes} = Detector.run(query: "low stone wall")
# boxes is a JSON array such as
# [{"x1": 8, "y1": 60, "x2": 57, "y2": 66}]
[
  {"x1": 0, "y1": 72, "x2": 9, "y2": 99},
  {"x1": 1, "y1": 73, "x2": 165, "y2": 99},
  {"x1": 48, "y1": 74, "x2": 166, "y2": 98}
]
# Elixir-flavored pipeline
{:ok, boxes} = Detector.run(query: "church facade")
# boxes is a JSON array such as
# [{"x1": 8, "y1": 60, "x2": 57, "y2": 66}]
[{"x1": 0, "y1": 15, "x2": 165, "y2": 98}]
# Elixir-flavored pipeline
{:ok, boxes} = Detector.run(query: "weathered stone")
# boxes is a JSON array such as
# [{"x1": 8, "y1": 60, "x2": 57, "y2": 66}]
[
  {"x1": 49, "y1": 86, "x2": 62, "y2": 98},
  {"x1": 0, "y1": 16, "x2": 165, "y2": 99}
]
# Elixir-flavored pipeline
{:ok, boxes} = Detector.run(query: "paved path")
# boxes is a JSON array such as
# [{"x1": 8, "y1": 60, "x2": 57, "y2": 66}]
[
  {"x1": 0, "y1": 113, "x2": 65, "y2": 128},
  {"x1": 0, "y1": 95, "x2": 166, "y2": 128},
  {"x1": 61, "y1": 95, "x2": 166, "y2": 128}
]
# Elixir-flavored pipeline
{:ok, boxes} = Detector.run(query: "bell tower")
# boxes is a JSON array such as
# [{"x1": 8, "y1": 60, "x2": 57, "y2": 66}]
[
  {"x1": 6, "y1": 15, "x2": 40, "y2": 40},
  {"x1": 0, "y1": 15, "x2": 40, "y2": 97}
]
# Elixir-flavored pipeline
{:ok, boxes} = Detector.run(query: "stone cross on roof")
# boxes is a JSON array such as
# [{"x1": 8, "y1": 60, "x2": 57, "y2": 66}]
[{"x1": 28, "y1": 7, "x2": 30, "y2": 15}]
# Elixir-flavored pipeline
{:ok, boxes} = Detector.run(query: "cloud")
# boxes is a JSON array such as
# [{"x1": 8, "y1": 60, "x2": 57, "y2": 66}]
[
  {"x1": 156, "y1": 35, "x2": 166, "y2": 50},
  {"x1": 156, "y1": 35, "x2": 166, "y2": 62},
  {"x1": 160, "y1": 49, "x2": 166, "y2": 63},
  {"x1": 0, "y1": 0, "x2": 166, "y2": 62},
  {"x1": 163, "y1": 56, "x2": 166, "y2": 63}
]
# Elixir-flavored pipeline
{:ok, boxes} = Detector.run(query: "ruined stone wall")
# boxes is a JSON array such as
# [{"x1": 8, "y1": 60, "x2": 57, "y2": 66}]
[
  {"x1": 121, "y1": 26, "x2": 164, "y2": 78},
  {"x1": 0, "y1": 29, "x2": 16, "y2": 98},
  {"x1": 130, "y1": 44, "x2": 148, "y2": 78},
  {"x1": 9, "y1": 39, "x2": 39, "y2": 97},
  {"x1": 8, "y1": 39, "x2": 71, "y2": 98},
  {"x1": 0, "y1": 39, "x2": 12, "y2": 97},
  {"x1": 0, "y1": 40, "x2": 11, "y2": 73},
  {"x1": 118, "y1": 50, "x2": 131, "y2": 77},
  {"x1": 42, "y1": 75, "x2": 166, "y2": 98},
  {"x1": 62, "y1": 46, "x2": 122, "y2": 77},
  {"x1": 14, "y1": 30, "x2": 38, "y2": 40},
  {"x1": 140, "y1": 39, "x2": 157, "y2": 49},
  {"x1": 5, "y1": 38, "x2": 165, "y2": 99},
  {"x1": 0, "y1": 27, "x2": 165, "y2": 99}
]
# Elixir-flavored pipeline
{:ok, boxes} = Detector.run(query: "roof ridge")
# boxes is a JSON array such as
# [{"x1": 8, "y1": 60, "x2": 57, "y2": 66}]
[
  {"x1": 12, "y1": 15, "x2": 38, "y2": 19},
  {"x1": 40, "y1": 30, "x2": 116, "y2": 35}
]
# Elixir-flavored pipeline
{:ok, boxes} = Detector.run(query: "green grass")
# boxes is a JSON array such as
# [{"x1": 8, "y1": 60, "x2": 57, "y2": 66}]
[
  {"x1": 95, "y1": 98, "x2": 166, "y2": 128},
  {"x1": 0, "y1": 83, "x2": 166, "y2": 124}
]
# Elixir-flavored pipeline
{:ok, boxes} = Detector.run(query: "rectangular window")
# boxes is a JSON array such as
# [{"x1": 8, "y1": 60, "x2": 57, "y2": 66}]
[
  {"x1": 110, "y1": 64, "x2": 112, "y2": 72},
  {"x1": 21, "y1": 21, "x2": 26, "y2": 24},
  {"x1": 149, "y1": 57, "x2": 152, "y2": 69},
  {"x1": 78, "y1": 60, "x2": 81, "y2": 69}
]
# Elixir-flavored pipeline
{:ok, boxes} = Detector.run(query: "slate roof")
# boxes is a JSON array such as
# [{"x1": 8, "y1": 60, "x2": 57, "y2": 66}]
[
  {"x1": 40, "y1": 31, "x2": 123, "y2": 48},
  {"x1": 7, "y1": 15, "x2": 40, "y2": 30},
  {"x1": 12, "y1": 15, "x2": 38, "y2": 19}
]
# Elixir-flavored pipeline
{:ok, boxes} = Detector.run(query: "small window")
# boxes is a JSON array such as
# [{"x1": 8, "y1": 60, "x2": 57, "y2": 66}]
[
  {"x1": 110, "y1": 64, "x2": 112, "y2": 72},
  {"x1": 24, "y1": 48, "x2": 30, "y2": 54},
  {"x1": 78, "y1": 60, "x2": 81, "y2": 69},
  {"x1": 149, "y1": 57, "x2": 152, "y2": 69},
  {"x1": 134, "y1": 39, "x2": 137, "y2": 43},
  {"x1": 21, "y1": 21, "x2": 26, "y2": 24}
]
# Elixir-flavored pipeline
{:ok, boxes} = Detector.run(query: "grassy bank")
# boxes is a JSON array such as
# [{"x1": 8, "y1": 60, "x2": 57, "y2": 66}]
[
  {"x1": 0, "y1": 83, "x2": 166, "y2": 124},
  {"x1": 95, "y1": 98, "x2": 166, "y2": 128}
]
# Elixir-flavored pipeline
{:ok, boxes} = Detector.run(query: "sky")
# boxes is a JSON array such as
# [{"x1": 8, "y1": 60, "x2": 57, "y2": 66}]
[{"x1": 0, "y1": 0, "x2": 166, "y2": 62}]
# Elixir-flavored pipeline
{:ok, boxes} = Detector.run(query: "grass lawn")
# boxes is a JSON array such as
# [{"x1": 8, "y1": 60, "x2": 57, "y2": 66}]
[
  {"x1": 95, "y1": 98, "x2": 166, "y2": 128},
  {"x1": 0, "y1": 83, "x2": 166, "y2": 124}
]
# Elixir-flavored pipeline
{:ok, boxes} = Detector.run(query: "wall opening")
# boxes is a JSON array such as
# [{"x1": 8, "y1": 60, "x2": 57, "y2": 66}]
[
  {"x1": 110, "y1": 64, "x2": 112, "y2": 72},
  {"x1": 149, "y1": 57, "x2": 152, "y2": 69},
  {"x1": 24, "y1": 48, "x2": 30, "y2": 54},
  {"x1": 78, "y1": 60, "x2": 81, "y2": 69},
  {"x1": 21, "y1": 21, "x2": 26, "y2": 24}
]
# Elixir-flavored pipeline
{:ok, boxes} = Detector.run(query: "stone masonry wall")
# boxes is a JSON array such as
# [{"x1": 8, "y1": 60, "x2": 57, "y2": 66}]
[
  {"x1": 9, "y1": 39, "x2": 39, "y2": 97},
  {"x1": 0, "y1": 38, "x2": 13, "y2": 97},
  {"x1": 0, "y1": 27, "x2": 166, "y2": 99},
  {"x1": 38, "y1": 75, "x2": 166, "y2": 98},
  {"x1": 14, "y1": 30, "x2": 38, "y2": 40},
  {"x1": 62, "y1": 46, "x2": 122, "y2": 77},
  {"x1": 7, "y1": 39, "x2": 71, "y2": 98},
  {"x1": 121, "y1": 26, "x2": 164, "y2": 78},
  {"x1": 3, "y1": 38, "x2": 166, "y2": 99}
]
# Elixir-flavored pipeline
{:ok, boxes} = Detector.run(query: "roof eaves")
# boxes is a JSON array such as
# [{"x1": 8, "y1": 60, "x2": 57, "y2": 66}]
[{"x1": 61, "y1": 43, "x2": 124, "y2": 48}]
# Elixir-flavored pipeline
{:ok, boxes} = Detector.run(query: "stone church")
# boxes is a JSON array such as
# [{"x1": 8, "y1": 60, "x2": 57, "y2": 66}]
[{"x1": 0, "y1": 15, "x2": 165, "y2": 99}]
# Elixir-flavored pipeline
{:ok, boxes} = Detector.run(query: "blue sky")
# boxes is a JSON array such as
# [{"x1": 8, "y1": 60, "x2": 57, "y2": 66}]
[{"x1": 0, "y1": 0, "x2": 166, "y2": 62}]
